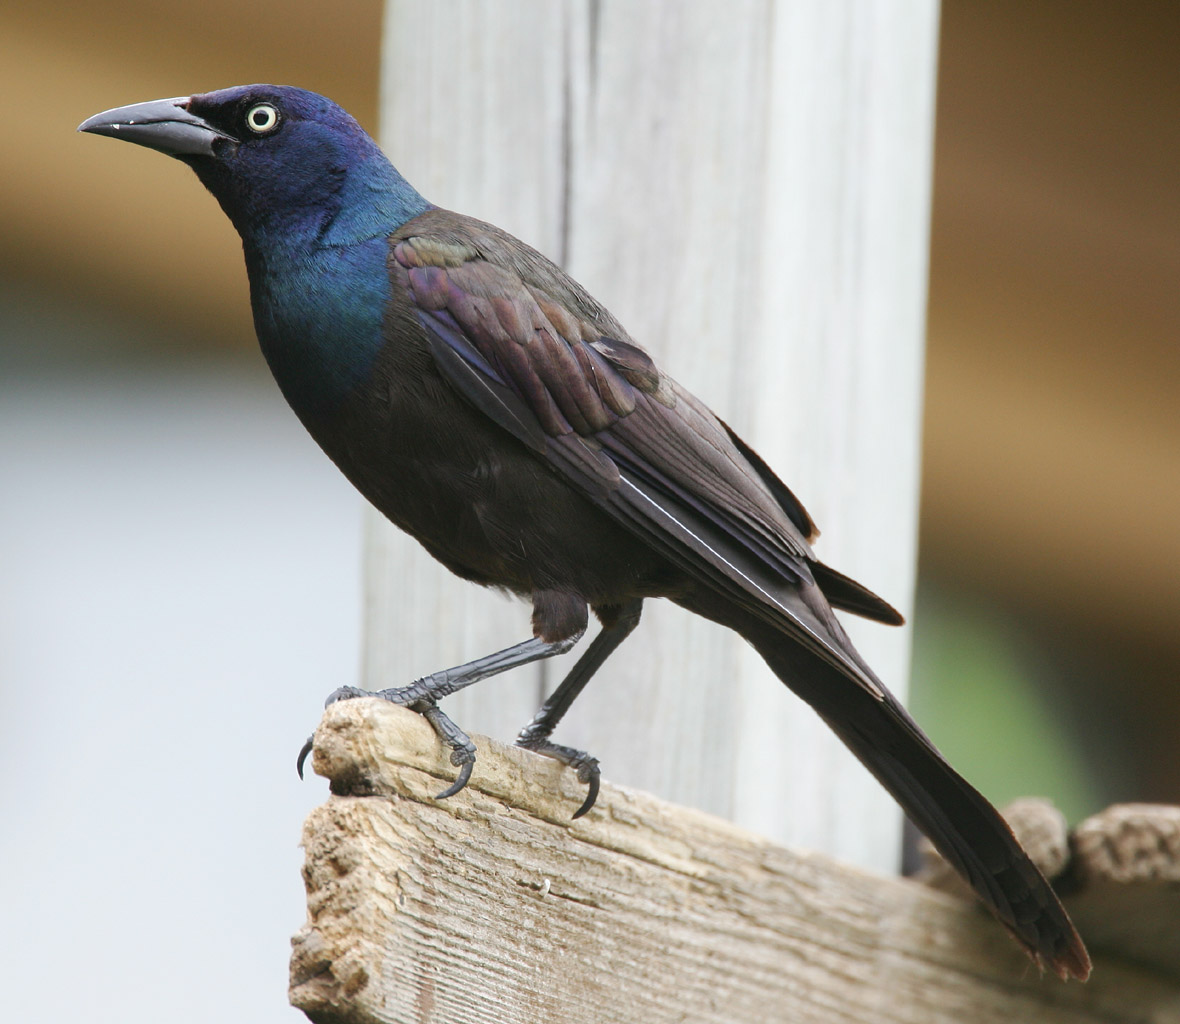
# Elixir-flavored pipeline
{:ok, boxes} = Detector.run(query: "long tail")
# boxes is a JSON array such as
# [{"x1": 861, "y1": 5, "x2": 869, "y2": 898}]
[{"x1": 738, "y1": 612, "x2": 1090, "y2": 980}]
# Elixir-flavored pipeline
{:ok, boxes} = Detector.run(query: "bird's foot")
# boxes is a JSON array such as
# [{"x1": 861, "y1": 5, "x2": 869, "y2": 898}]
[
  {"x1": 296, "y1": 686, "x2": 478, "y2": 800},
  {"x1": 416, "y1": 700, "x2": 477, "y2": 799},
  {"x1": 515, "y1": 734, "x2": 601, "y2": 819}
]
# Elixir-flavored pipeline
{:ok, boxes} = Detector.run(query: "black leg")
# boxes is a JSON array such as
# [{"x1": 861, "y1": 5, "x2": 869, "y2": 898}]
[
  {"x1": 297, "y1": 630, "x2": 585, "y2": 790},
  {"x1": 515, "y1": 600, "x2": 642, "y2": 818}
]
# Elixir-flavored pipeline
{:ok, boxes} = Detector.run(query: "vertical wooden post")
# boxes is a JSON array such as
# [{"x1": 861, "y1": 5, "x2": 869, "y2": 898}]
[{"x1": 367, "y1": 0, "x2": 938, "y2": 874}]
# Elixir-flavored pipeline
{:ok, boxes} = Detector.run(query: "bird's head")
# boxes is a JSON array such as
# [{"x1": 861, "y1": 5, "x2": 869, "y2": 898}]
[{"x1": 79, "y1": 85, "x2": 429, "y2": 247}]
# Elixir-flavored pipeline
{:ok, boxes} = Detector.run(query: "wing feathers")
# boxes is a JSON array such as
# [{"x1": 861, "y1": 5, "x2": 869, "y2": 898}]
[{"x1": 395, "y1": 217, "x2": 894, "y2": 694}]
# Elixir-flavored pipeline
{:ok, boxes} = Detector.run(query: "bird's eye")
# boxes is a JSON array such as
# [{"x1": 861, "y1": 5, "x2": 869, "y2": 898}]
[{"x1": 245, "y1": 103, "x2": 280, "y2": 134}]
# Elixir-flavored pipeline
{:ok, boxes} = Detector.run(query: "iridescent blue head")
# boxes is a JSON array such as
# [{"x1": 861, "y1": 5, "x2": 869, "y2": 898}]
[
  {"x1": 79, "y1": 85, "x2": 431, "y2": 249},
  {"x1": 81, "y1": 86, "x2": 434, "y2": 413}
]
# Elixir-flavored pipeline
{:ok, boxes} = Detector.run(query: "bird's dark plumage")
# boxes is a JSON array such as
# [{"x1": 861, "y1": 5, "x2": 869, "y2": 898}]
[{"x1": 79, "y1": 85, "x2": 1088, "y2": 980}]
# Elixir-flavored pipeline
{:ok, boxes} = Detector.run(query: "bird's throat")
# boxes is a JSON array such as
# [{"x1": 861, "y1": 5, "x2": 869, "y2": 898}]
[{"x1": 246, "y1": 236, "x2": 393, "y2": 418}]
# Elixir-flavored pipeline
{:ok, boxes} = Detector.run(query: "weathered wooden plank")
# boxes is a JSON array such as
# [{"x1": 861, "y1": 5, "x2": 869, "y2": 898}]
[
  {"x1": 1065, "y1": 804, "x2": 1180, "y2": 979},
  {"x1": 372, "y1": 0, "x2": 938, "y2": 876},
  {"x1": 290, "y1": 701, "x2": 1180, "y2": 1024}
]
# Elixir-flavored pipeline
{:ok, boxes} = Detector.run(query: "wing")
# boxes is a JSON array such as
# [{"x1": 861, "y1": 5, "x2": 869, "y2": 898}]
[{"x1": 391, "y1": 212, "x2": 891, "y2": 691}]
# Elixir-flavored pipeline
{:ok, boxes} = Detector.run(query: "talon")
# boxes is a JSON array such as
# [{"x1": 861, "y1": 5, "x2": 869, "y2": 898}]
[
  {"x1": 435, "y1": 758, "x2": 474, "y2": 800},
  {"x1": 324, "y1": 685, "x2": 365, "y2": 708},
  {"x1": 515, "y1": 736, "x2": 603, "y2": 818},
  {"x1": 571, "y1": 770, "x2": 600, "y2": 820},
  {"x1": 296, "y1": 735, "x2": 315, "y2": 779},
  {"x1": 303, "y1": 686, "x2": 369, "y2": 778}
]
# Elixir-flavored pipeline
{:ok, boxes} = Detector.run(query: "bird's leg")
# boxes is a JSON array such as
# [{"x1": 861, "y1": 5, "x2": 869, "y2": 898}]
[
  {"x1": 296, "y1": 634, "x2": 583, "y2": 786},
  {"x1": 516, "y1": 599, "x2": 642, "y2": 818},
  {"x1": 299, "y1": 591, "x2": 590, "y2": 798}
]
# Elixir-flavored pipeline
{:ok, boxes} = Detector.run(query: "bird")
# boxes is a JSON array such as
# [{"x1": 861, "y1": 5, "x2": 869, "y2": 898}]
[{"x1": 79, "y1": 84, "x2": 1089, "y2": 980}]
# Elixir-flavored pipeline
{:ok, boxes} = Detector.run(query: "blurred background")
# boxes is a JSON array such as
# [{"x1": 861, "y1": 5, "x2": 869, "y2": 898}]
[{"x1": 2, "y1": 1, "x2": 1177, "y2": 1021}]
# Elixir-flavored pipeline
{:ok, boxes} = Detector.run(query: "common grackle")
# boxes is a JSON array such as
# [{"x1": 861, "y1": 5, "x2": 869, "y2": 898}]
[{"x1": 80, "y1": 86, "x2": 1088, "y2": 979}]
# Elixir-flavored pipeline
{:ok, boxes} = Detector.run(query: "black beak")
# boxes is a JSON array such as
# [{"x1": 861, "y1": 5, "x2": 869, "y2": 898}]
[{"x1": 78, "y1": 96, "x2": 233, "y2": 157}]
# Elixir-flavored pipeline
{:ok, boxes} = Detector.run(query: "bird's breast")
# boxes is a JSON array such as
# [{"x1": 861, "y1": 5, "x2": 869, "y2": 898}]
[
  {"x1": 247, "y1": 237, "x2": 393, "y2": 418},
  {"x1": 245, "y1": 238, "x2": 675, "y2": 602}
]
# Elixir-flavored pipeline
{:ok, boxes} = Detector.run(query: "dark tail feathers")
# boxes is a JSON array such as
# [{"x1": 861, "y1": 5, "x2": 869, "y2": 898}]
[
  {"x1": 746, "y1": 627, "x2": 1090, "y2": 980},
  {"x1": 812, "y1": 561, "x2": 905, "y2": 625}
]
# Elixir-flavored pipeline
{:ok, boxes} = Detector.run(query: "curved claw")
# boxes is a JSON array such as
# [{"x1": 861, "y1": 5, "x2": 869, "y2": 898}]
[
  {"x1": 296, "y1": 734, "x2": 315, "y2": 779},
  {"x1": 435, "y1": 757, "x2": 474, "y2": 801},
  {"x1": 300, "y1": 687, "x2": 367, "y2": 778},
  {"x1": 571, "y1": 769, "x2": 600, "y2": 820},
  {"x1": 324, "y1": 685, "x2": 365, "y2": 708}
]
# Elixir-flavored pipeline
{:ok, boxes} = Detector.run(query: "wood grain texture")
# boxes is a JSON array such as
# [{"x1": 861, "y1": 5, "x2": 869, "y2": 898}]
[
  {"x1": 1065, "y1": 804, "x2": 1180, "y2": 979},
  {"x1": 290, "y1": 701, "x2": 1180, "y2": 1024},
  {"x1": 372, "y1": 0, "x2": 938, "y2": 874}
]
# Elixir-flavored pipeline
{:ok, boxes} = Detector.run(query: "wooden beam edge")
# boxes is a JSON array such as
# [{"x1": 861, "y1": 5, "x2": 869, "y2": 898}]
[{"x1": 290, "y1": 700, "x2": 1180, "y2": 1024}]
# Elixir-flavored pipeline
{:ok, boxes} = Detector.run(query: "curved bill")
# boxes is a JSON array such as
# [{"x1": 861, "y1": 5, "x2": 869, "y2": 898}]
[{"x1": 78, "y1": 96, "x2": 234, "y2": 157}]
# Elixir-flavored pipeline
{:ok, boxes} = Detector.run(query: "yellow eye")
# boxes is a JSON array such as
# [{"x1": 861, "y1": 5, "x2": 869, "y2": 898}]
[{"x1": 245, "y1": 103, "x2": 279, "y2": 134}]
